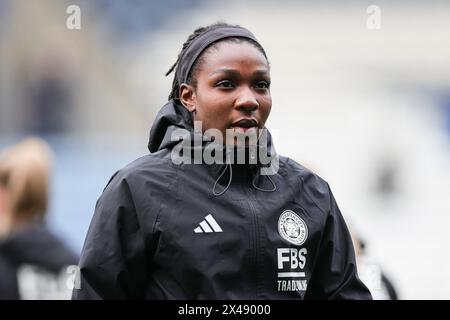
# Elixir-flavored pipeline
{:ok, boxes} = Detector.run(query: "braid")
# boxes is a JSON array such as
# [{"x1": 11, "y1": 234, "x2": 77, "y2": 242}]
[
  {"x1": 165, "y1": 26, "x2": 206, "y2": 76},
  {"x1": 165, "y1": 22, "x2": 268, "y2": 101},
  {"x1": 166, "y1": 25, "x2": 209, "y2": 100}
]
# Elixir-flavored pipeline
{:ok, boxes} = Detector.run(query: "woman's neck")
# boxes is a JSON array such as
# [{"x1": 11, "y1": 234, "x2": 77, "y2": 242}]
[{"x1": 0, "y1": 211, "x2": 35, "y2": 238}]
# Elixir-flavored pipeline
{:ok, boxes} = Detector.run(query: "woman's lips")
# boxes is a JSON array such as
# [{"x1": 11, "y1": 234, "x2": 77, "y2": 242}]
[{"x1": 229, "y1": 118, "x2": 259, "y2": 133}]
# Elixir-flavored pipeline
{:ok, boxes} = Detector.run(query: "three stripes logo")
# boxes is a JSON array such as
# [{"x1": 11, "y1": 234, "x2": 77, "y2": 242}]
[{"x1": 194, "y1": 214, "x2": 223, "y2": 233}]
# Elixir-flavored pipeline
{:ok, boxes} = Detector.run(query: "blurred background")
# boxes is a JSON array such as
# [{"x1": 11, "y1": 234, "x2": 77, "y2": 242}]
[{"x1": 1, "y1": 0, "x2": 449, "y2": 299}]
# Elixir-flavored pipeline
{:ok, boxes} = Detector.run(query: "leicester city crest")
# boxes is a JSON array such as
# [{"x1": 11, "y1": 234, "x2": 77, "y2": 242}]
[{"x1": 278, "y1": 210, "x2": 308, "y2": 246}]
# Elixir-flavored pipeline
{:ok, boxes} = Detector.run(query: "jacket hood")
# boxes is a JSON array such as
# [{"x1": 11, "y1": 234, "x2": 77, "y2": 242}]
[
  {"x1": 147, "y1": 99, "x2": 279, "y2": 196},
  {"x1": 148, "y1": 100, "x2": 193, "y2": 153},
  {"x1": 148, "y1": 99, "x2": 277, "y2": 161}
]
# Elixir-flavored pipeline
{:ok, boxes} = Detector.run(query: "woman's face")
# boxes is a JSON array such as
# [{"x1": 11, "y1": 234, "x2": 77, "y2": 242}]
[
  {"x1": 0, "y1": 185, "x2": 5, "y2": 213},
  {"x1": 0, "y1": 184, "x2": 9, "y2": 217},
  {"x1": 180, "y1": 41, "x2": 272, "y2": 145}
]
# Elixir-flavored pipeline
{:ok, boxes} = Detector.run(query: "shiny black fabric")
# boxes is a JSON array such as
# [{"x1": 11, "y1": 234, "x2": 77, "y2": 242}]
[{"x1": 73, "y1": 100, "x2": 372, "y2": 300}]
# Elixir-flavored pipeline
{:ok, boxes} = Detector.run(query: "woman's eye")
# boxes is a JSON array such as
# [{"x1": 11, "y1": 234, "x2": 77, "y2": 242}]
[
  {"x1": 255, "y1": 80, "x2": 271, "y2": 89},
  {"x1": 216, "y1": 80, "x2": 234, "y2": 88}
]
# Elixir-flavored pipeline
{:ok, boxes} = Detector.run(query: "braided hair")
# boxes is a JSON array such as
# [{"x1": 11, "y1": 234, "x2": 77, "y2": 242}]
[{"x1": 165, "y1": 22, "x2": 269, "y2": 101}]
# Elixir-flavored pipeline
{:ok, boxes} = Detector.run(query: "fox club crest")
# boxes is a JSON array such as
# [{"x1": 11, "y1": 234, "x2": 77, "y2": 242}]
[{"x1": 278, "y1": 210, "x2": 308, "y2": 246}]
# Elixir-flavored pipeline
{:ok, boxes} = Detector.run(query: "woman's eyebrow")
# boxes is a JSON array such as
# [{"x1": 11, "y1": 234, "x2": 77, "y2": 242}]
[
  {"x1": 208, "y1": 68, "x2": 270, "y2": 77},
  {"x1": 208, "y1": 68, "x2": 241, "y2": 77},
  {"x1": 252, "y1": 69, "x2": 270, "y2": 77}
]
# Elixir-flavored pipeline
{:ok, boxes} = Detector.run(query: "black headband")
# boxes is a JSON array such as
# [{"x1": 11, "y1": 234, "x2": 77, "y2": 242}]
[{"x1": 174, "y1": 26, "x2": 263, "y2": 98}]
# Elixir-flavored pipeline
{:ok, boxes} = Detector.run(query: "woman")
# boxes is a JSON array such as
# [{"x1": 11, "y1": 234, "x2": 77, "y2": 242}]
[
  {"x1": 73, "y1": 23, "x2": 372, "y2": 300},
  {"x1": 0, "y1": 137, "x2": 78, "y2": 299}
]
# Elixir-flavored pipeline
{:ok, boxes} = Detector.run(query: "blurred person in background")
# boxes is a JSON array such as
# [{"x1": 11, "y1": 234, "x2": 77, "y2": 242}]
[
  {"x1": 0, "y1": 137, "x2": 78, "y2": 299},
  {"x1": 352, "y1": 233, "x2": 398, "y2": 300},
  {"x1": 73, "y1": 22, "x2": 371, "y2": 300}
]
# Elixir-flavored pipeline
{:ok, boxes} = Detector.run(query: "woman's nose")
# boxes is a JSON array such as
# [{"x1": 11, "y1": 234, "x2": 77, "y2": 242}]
[{"x1": 235, "y1": 87, "x2": 259, "y2": 112}]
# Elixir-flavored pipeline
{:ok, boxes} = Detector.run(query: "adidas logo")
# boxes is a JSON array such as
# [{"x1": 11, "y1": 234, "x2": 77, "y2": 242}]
[{"x1": 194, "y1": 214, "x2": 223, "y2": 233}]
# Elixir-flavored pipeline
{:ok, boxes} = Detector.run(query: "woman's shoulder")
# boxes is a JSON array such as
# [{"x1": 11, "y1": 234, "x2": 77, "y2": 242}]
[
  {"x1": 124, "y1": 151, "x2": 174, "y2": 172},
  {"x1": 102, "y1": 152, "x2": 177, "y2": 192},
  {"x1": 279, "y1": 156, "x2": 328, "y2": 185},
  {"x1": 279, "y1": 156, "x2": 333, "y2": 213}
]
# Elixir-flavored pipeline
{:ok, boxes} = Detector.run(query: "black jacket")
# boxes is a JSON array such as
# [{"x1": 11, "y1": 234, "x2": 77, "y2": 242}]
[
  {"x1": 72, "y1": 100, "x2": 372, "y2": 300},
  {"x1": 0, "y1": 225, "x2": 78, "y2": 299}
]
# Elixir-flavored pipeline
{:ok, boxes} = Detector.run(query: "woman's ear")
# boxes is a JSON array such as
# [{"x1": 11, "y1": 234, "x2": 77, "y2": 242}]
[{"x1": 179, "y1": 84, "x2": 196, "y2": 112}]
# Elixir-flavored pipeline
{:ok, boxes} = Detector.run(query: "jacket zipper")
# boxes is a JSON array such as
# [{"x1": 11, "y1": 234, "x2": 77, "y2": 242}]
[{"x1": 247, "y1": 197, "x2": 261, "y2": 299}]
